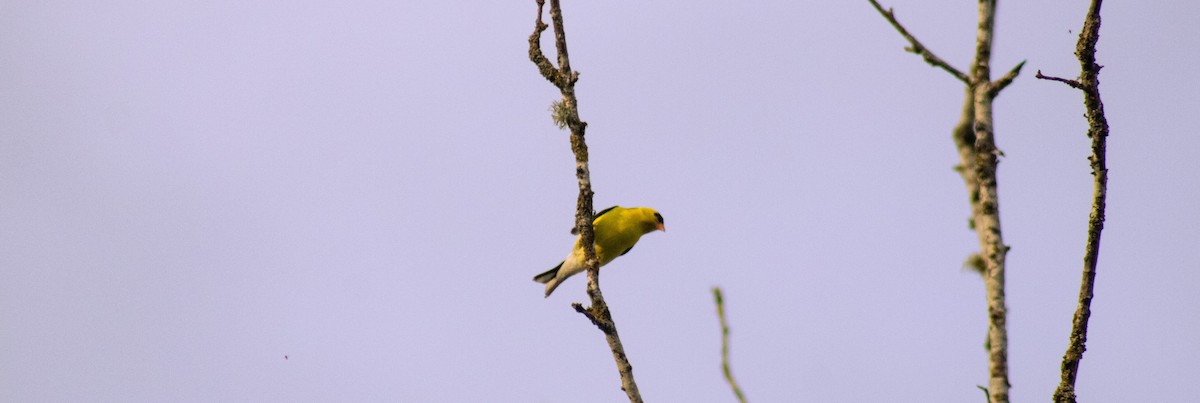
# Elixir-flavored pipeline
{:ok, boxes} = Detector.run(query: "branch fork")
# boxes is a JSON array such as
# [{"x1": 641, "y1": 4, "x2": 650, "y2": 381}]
[{"x1": 868, "y1": 1, "x2": 1022, "y2": 401}]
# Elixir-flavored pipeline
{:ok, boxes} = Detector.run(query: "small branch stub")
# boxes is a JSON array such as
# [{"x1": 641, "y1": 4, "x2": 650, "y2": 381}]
[{"x1": 1035, "y1": 70, "x2": 1083, "y2": 90}]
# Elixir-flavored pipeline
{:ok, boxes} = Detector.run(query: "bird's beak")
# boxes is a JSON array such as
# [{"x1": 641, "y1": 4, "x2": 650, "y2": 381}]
[{"x1": 656, "y1": 223, "x2": 666, "y2": 232}]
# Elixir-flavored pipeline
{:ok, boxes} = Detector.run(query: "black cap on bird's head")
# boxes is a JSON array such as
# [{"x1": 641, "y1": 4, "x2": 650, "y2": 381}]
[{"x1": 653, "y1": 211, "x2": 665, "y2": 232}]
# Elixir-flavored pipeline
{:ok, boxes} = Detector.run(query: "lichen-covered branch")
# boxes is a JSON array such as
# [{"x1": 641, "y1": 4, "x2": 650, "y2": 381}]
[
  {"x1": 1038, "y1": 1, "x2": 1110, "y2": 402},
  {"x1": 528, "y1": 1, "x2": 642, "y2": 402},
  {"x1": 953, "y1": 90, "x2": 981, "y2": 228},
  {"x1": 969, "y1": 2, "x2": 1013, "y2": 402},
  {"x1": 713, "y1": 288, "x2": 747, "y2": 403},
  {"x1": 869, "y1": 1, "x2": 1020, "y2": 401}
]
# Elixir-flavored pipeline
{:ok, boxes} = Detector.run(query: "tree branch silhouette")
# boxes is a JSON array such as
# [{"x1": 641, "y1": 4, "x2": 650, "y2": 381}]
[
  {"x1": 528, "y1": 1, "x2": 642, "y2": 401},
  {"x1": 1037, "y1": 1, "x2": 1110, "y2": 402}
]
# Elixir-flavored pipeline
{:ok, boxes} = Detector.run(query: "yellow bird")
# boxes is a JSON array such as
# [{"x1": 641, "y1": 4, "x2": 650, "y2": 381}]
[{"x1": 534, "y1": 206, "x2": 665, "y2": 297}]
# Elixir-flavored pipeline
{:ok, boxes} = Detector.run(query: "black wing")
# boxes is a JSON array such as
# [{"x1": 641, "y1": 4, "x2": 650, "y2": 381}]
[
  {"x1": 533, "y1": 261, "x2": 564, "y2": 284},
  {"x1": 570, "y1": 205, "x2": 620, "y2": 235},
  {"x1": 620, "y1": 245, "x2": 634, "y2": 256}
]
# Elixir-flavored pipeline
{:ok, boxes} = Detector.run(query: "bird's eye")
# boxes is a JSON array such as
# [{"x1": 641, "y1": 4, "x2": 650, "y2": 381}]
[{"x1": 654, "y1": 212, "x2": 664, "y2": 224}]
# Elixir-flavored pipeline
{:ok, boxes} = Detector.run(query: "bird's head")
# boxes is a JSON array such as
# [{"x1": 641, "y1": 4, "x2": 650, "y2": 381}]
[{"x1": 637, "y1": 207, "x2": 665, "y2": 233}]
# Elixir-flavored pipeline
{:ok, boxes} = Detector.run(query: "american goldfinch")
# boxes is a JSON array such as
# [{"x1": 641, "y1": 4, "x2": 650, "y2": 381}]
[{"x1": 534, "y1": 206, "x2": 665, "y2": 297}]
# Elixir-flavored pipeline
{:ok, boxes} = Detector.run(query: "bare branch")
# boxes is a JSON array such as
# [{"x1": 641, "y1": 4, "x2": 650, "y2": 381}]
[
  {"x1": 572, "y1": 303, "x2": 610, "y2": 332},
  {"x1": 713, "y1": 288, "x2": 748, "y2": 403},
  {"x1": 977, "y1": 385, "x2": 992, "y2": 403},
  {"x1": 527, "y1": 0, "x2": 563, "y2": 87},
  {"x1": 990, "y1": 60, "x2": 1027, "y2": 96},
  {"x1": 1050, "y1": 1, "x2": 1110, "y2": 402},
  {"x1": 528, "y1": 1, "x2": 642, "y2": 401},
  {"x1": 968, "y1": 1, "x2": 1013, "y2": 401},
  {"x1": 869, "y1": 1, "x2": 1015, "y2": 401},
  {"x1": 867, "y1": 0, "x2": 969, "y2": 83},
  {"x1": 1035, "y1": 70, "x2": 1083, "y2": 90}
]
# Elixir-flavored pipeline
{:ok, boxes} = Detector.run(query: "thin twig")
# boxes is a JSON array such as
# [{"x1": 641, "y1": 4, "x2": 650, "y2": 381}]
[
  {"x1": 528, "y1": 1, "x2": 643, "y2": 402},
  {"x1": 977, "y1": 385, "x2": 992, "y2": 403},
  {"x1": 867, "y1": 0, "x2": 969, "y2": 83},
  {"x1": 713, "y1": 288, "x2": 747, "y2": 403},
  {"x1": 990, "y1": 61, "x2": 1027, "y2": 96},
  {"x1": 1035, "y1": 70, "x2": 1083, "y2": 90},
  {"x1": 1043, "y1": 1, "x2": 1109, "y2": 402}
]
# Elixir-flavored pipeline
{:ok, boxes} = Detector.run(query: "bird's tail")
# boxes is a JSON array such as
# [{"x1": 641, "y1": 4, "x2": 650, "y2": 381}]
[{"x1": 534, "y1": 262, "x2": 564, "y2": 297}]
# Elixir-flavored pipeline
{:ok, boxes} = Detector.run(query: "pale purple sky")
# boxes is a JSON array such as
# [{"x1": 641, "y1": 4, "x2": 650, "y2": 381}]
[{"x1": 2, "y1": 1, "x2": 1197, "y2": 402}]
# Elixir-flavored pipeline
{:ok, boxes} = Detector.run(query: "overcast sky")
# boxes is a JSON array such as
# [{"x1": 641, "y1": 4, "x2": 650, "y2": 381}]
[{"x1": 2, "y1": 1, "x2": 1197, "y2": 402}]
